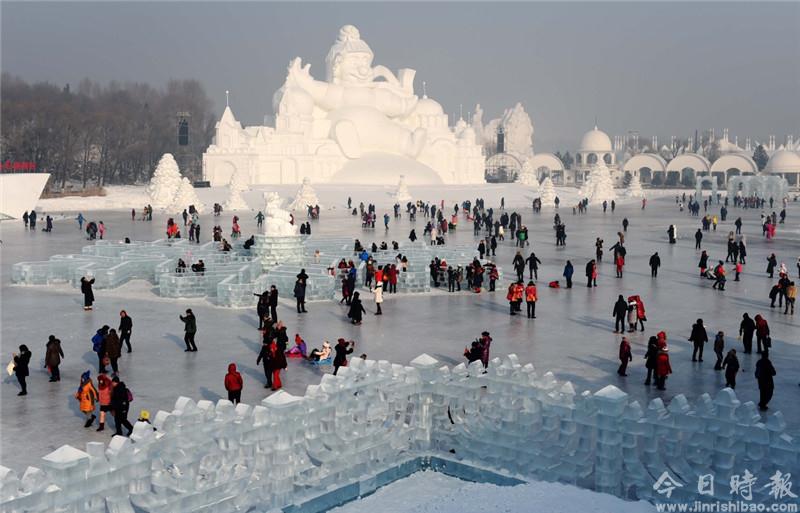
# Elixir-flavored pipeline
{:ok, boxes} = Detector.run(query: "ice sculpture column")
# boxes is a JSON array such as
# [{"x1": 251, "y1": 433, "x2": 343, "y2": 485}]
[{"x1": 592, "y1": 385, "x2": 628, "y2": 495}]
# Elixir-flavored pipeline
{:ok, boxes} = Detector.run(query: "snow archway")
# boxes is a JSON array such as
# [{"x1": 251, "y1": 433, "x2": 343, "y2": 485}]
[
  {"x1": 623, "y1": 153, "x2": 667, "y2": 183},
  {"x1": 710, "y1": 154, "x2": 758, "y2": 184},
  {"x1": 666, "y1": 153, "x2": 711, "y2": 175}
]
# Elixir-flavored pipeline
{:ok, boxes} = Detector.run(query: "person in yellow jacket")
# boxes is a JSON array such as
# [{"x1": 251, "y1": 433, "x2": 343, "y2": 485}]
[
  {"x1": 525, "y1": 281, "x2": 538, "y2": 319},
  {"x1": 785, "y1": 281, "x2": 796, "y2": 315},
  {"x1": 75, "y1": 370, "x2": 98, "y2": 428}
]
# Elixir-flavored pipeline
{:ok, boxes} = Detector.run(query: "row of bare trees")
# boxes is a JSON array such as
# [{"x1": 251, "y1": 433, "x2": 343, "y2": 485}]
[{"x1": 1, "y1": 73, "x2": 216, "y2": 190}]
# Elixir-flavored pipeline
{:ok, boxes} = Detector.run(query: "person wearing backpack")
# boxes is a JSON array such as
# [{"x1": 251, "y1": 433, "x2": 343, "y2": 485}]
[{"x1": 110, "y1": 376, "x2": 133, "y2": 436}]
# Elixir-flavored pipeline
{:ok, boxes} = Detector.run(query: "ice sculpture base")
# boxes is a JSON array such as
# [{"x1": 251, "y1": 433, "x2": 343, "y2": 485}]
[{"x1": 252, "y1": 234, "x2": 305, "y2": 270}]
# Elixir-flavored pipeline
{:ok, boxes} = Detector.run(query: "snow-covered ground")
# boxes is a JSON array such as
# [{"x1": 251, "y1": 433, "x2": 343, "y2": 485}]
[
  {"x1": 331, "y1": 471, "x2": 655, "y2": 513},
  {"x1": 34, "y1": 183, "x2": 684, "y2": 215}
]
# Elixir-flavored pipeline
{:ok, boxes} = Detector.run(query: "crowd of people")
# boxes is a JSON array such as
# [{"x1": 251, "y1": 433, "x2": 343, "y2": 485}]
[{"x1": 8, "y1": 187, "x2": 798, "y2": 450}]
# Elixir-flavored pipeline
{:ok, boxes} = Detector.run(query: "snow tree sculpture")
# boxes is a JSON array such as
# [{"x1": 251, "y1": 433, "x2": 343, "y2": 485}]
[
  {"x1": 539, "y1": 176, "x2": 556, "y2": 208},
  {"x1": 582, "y1": 163, "x2": 617, "y2": 205},
  {"x1": 625, "y1": 173, "x2": 645, "y2": 198},
  {"x1": 224, "y1": 170, "x2": 250, "y2": 211},
  {"x1": 517, "y1": 159, "x2": 541, "y2": 191},
  {"x1": 169, "y1": 177, "x2": 204, "y2": 213},
  {"x1": 263, "y1": 192, "x2": 298, "y2": 236},
  {"x1": 146, "y1": 153, "x2": 183, "y2": 208},
  {"x1": 288, "y1": 177, "x2": 321, "y2": 211},
  {"x1": 392, "y1": 174, "x2": 413, "y2": 203}
]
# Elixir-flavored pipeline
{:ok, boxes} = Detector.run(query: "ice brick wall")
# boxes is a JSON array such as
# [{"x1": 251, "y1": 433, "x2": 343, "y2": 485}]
[{"x1": 3, "y1": 357, "x2": 797, "y2": 513}]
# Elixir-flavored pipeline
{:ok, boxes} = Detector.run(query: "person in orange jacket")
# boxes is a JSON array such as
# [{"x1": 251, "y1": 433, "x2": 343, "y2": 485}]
[
  {"x1": 507, "y1": 282, "x2": 517, "y2": 315},
  {"x1": 224, "y1": 363, "x2": 243, "y2": 404},
  {"x1": 75, "y1": 370, "x2": 98, "y2": 428},
  {"x1": 525, "y1": 281, "x2": 538, "y2": 319}
]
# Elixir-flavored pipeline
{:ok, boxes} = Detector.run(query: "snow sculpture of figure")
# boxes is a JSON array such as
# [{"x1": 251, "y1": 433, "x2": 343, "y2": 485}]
[
  {"x1": 539, "y1": 176, "x2": 556, "y2": 208},
  {"x1": 392, "y1": 174, "x2": 413, "y2": 203},
  {"x1": 282, "y1": 25, "x2": 426, "y2": 160},
  {"x1": 288, "y1": 177, "x2": 321, "y2": 211},
  {"x1": 146, "y1": 153, "x2": 183, "y2": 208},
  {"x1": 169, "y1": 177, "x2": 204, "y2": 213},
  {"x1": 582, "y1": 163, "x2": 617, "y2": 205},
  {"x1": 263, "y1": 192, "x2": 298, "y2": 236},
  {"x1": 224, "y1": 170, "x2": 250, "y2": 211}
]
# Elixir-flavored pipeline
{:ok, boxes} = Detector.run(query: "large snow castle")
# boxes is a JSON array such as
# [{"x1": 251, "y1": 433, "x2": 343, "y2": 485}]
[{"x1": 203, "y1": 25, "x2": 485, "y2": 186}]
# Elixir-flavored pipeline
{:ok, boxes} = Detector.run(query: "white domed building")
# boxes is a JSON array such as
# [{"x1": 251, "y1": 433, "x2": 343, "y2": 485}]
[
  {"x1": 571, "y1": 126, "x2": 622, "y2": 186},
  {"x1": 765, "y1": 149, "x2": 800, "y2": 188}
]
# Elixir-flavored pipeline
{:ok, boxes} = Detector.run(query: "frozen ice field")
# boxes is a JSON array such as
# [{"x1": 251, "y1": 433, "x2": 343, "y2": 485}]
[{"x1": 1, "y1": 183, "x2": 799, "y2": 472}]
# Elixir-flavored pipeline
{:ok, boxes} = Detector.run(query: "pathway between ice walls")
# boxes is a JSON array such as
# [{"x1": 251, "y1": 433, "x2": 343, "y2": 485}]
[{"x1": 1, "y1": 354, "x2": 798, "y2": 513}]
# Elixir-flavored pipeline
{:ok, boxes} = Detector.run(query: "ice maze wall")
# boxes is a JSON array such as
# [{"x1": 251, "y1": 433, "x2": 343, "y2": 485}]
[
  {"x1": 5, "y1": 354, "x2": 796, "y2": 513},
  {"x1": 11, "y1": 238, "x2": 495, "y2": 307}
]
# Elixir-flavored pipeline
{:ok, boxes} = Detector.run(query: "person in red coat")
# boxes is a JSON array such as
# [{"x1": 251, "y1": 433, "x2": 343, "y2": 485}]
[
  {"x1": 224, "y1": 363, "x2": 243, "y2": 404},
  {"x1": 615, "y1": 254, "x2": 625, "y2": 278},
  {"x1": 655, "y1": 341, "x2": 672, "y2": 390},
  {"x1": 617, "y1": 337, "x2": 632, "y2": 376}
]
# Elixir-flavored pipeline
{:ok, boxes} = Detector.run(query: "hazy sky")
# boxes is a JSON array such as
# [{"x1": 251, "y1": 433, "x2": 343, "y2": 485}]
[{"x1": 2, "y1": 2, "x2": 798, "y2": 151}]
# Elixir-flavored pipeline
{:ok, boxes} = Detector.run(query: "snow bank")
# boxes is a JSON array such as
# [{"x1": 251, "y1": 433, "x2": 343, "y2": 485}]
[
  {"x1": 332, "y1": 471, "x2": 654, "y2": 513},
  {"x1": 1, "y1": 354, "x2": 795, "y2": 513}
]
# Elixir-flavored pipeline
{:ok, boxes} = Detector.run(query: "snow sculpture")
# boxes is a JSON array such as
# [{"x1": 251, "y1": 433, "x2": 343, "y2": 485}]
[
  {"x1": 517, "y1": 159, "x2": 541, "y2": 191},
  {"x1": 625, "y1": 173, "x2": 645, "y2": 198},
  {"x1": 287, "y1": 177, "x2": 321, "y2": 211},
  {"x1": 478, "y1": 103, "x2": 534, "y2": 158},
  {"x1": 203, "y1": 25, "x2": 485, "y2": 186},
  {"x1": 223, "y1": 170, "x2": 250, "y2": 211},
  {"x1": 392, "y1": 174, "x2": 413, "y2": 203},
  {"x1": 146, "y1": 153, "x2": 182, "y2": 208},
  {"x1": 168, "y1": 177, "x2": 204, "y2": 213},
  {"x1": 263, "y1": 192, "x2": 297, "y2": 237},
  {"x1": 727, "y1": 175, "x2": 788, "y2": 201},
  {"x1": 581, "y1": 163, "x2": 617, "y2": 205},
  {"x1": 538, "y1": 176, "x2": 556, "y2": 207}
]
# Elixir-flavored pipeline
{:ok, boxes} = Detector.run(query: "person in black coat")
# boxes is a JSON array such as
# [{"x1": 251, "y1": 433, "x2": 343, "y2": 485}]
[
  {"x1": 255, "y1": 292, "x2": 269, "y2": 329},
  {"x1": 179, "y1": 309, "x2": 198, "y2": 352},
  {"x1": 643, "y1": 336, "x2": 659, "y2": 386},
  {"x1": 13, "y1": 345, "x2": 31, "y2": 396},
  {"x1": 268, "y1": 285, "x2": 279, "y2": 322},
  {"x1": 649, "y1": 252, "x2": 661, "y2": 278},
  {"x1": 333, "y1": 338, "x2": 354, "y2": 375},
  {"x1": 80, "y1": 276, "x2": 95, "y2": 310},
  {"x1": 739, "y1": 313, "x2": 756, "y2": 354},
  {"x1": 256, "y1": 339, "x2": 273, "y2": 388},
  {"x1": 723, "y1": 349, "x2": 740, "y2": 389},
  {"x1": 294, "y1": 273, "x2": 307, "y2": 313},
  {"x1": 689, "y1": 319, "x2": 708, "y2": 362},
  {"x1": 110, "y1": 376, "x2": 134, "y2": 436},
  {"x1": 526, "y1": 252, "x2": 541, "y2": 281},
  {"x1": 612, "y1": 295, "x2": 627, "y2": 333},
  {"x1": 348, "y1": 292, "x2": 366, "y2": 325},
  {"x1": 754, "y1": 351, "x2": 776, "y2": 410},
  {"x1": 118, "y1": 310, "x2": 133, "y2": 353}
]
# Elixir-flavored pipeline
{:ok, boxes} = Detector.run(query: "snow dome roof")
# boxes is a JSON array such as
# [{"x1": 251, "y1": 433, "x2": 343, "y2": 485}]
[
  {"x1": 765, "y1": 150, "x2": 800, "y2": 173},
  {"x1": 416, "y1": 96, "x2": 444, "y2": 116},
  {"x1": 579, "y1": 126, "x2": 613, "y2": 153}
]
